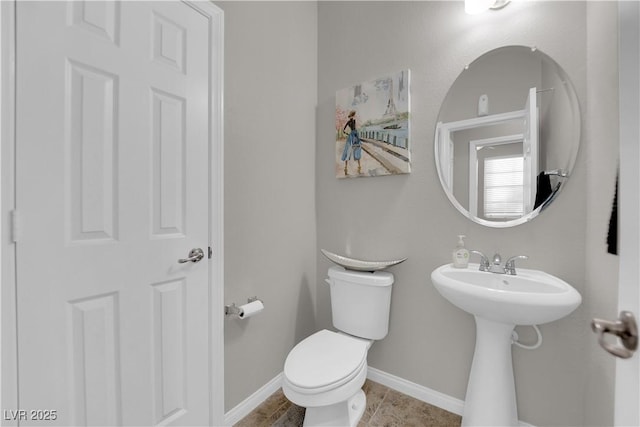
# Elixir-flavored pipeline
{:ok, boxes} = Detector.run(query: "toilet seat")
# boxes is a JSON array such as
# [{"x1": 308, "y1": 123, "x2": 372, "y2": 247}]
[{"x1": 284, "y1": 329, "x2": 367, "y2": 394}]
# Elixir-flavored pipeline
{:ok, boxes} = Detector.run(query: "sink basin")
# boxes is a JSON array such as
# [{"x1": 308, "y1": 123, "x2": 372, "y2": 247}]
[
  {"x1": 431, "y1": 262, "x2": 582, "y2": 426},
  {"x1": 431, "y1": 263, "x2": 581, "y2": 325}
]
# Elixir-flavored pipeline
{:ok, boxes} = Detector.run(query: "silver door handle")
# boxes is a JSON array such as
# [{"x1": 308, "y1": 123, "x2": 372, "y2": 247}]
[
  {"x1": 591, "y1": 311, "x2": 638, "y2": 359},
  {"x1": 178, "y1": 248, "x2": 205, "y2": 264}
]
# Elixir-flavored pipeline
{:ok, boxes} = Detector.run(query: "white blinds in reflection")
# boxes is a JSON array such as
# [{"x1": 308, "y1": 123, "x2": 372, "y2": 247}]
[{"x1": 484, "y1": 156, "x2": 524, "y2": 219}]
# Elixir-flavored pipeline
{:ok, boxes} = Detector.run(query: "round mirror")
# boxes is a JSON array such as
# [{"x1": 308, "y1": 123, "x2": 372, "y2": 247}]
[{"x1": 434, "y1": 46, "x2": 580, "y2": 227}]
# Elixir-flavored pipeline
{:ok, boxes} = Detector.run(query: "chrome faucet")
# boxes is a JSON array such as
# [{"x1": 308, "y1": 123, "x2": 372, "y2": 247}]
[
  {"x1": 489, "y1": 253, "x2": 504, "y2": 274},
  {"x1": 469, "y1": 251, "x2": 528, "y2": 275}
]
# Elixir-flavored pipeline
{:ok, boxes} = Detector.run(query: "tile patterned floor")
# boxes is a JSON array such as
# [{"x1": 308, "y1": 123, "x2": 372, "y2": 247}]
[{"x1": 234, "y1": 380, "x2": 462, "y2": 427}]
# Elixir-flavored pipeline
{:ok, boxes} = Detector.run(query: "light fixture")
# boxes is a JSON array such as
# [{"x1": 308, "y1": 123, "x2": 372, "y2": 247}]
[{"x1": 465, "y1": 0, "x2": 510, "y2": 15}]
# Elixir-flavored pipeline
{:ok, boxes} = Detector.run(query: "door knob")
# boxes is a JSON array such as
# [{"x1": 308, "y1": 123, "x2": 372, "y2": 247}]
[
  {"x1": 178, "y1": 248, "x2": 205, "y2": 264},
  {"x1": 591, "y1": 311, "x2": 638, "y2": 359}
]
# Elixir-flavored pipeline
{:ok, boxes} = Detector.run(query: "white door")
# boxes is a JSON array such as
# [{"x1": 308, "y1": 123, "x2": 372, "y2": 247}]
[
  {"x1": 615, "y1": 1, "x2": 640, "y2": 425},
  {"x1": 522, "y1": 87, "x2": 538, "y2": 214},
  {"x1": 15, "y1": 1, "x2": 216, "y2": 425}
]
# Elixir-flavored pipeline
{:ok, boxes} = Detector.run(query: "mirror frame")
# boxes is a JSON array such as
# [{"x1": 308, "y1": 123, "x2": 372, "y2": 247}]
[{"x1": 434, "y1": 45, "x2": 581, "y2": 228}]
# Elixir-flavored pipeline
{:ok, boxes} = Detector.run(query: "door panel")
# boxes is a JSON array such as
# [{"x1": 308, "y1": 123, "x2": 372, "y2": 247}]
[
  {"x1": 151, "y1": 88, "x2": 187, "y2": 237},
  {"x1": 16, "y1": 2, "x2": 212, "y2": 425},
  {"x1": 66, "y1": 59, "x2": 119, "y2": 244},
  {"x1": 616, "y1": 1, "x2": 640, "y2": 424},
  {"x1": 68, "y1": 292, "x2": 122, "y2": 426}
]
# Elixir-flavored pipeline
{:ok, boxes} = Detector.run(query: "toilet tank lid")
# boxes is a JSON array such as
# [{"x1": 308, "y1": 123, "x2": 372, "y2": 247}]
[{"x1": 328, "y1": 266, "x2": 394, "y2": 287}]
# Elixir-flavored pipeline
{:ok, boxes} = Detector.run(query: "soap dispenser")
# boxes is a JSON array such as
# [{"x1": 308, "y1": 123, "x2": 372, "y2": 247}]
[{"x1": 452, "y1": 235, "x2": 469, "y2": 268}]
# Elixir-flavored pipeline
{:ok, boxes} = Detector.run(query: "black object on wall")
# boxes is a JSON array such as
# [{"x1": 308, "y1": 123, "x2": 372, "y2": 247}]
[{"x1": 607, "y1": 173, "x2": 618, "y2": 255}]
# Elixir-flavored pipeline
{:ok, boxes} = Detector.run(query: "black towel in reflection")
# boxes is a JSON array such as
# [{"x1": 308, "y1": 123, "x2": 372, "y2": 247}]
[
  {"x1": 534, "y1": 172, "x2": 552, "y2": 209},
  {"x1": 607, "y1": 174, "x2": 618, "y2": 255}
]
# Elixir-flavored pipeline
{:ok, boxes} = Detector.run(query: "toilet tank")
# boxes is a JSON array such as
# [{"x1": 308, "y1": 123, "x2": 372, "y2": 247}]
[{"x1": 327, "y1": 266, "x2": 394, "y2": 340}]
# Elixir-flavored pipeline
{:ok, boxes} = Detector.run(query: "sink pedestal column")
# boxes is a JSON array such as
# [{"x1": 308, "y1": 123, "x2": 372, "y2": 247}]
[{"x1": 462, "y1": 316, "x2": 518, "y2": 427}]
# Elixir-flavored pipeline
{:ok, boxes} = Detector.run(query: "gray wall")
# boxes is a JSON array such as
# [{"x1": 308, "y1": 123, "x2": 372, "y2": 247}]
[
  {"x1": 219, "y1": 1, "x2": 619, "y2": 425},
  {"x1": 217, "y1": 1, "x2": 318, "y2": 412},
  {"x1": 439, "y1": 48, "x2": 542, "y2": 121},
  {"x1": 316, "y1": 2, "x2": 617, "y2": 426}
]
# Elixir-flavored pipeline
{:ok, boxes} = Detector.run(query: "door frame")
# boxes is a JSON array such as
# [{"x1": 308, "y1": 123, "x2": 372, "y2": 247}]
[
  {"x1": 468, "y1": 133, "x2": 524, "y2": 218},
  {"x1": 0, "y1": 1, "x2": 225, "y2": 424},
  {"x1": 1, "y1": 1, "x2": 19, "y2": 423}
]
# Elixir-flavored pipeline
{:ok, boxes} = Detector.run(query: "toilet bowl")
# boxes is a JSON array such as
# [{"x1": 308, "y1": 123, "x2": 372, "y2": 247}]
[
  {"x1": 283, "y1": 330, "x2": 371, "y2": 426},
  {"x1": 282, "y1": 266, "x2": 394, "y2": 426}
]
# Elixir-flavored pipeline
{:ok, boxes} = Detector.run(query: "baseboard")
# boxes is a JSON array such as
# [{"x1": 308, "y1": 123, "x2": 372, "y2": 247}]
[
  {"x1": 366, "y1": 367, "x2": 535, "y2": 427},
  {"x1": 222, "y1": 368, "x2": 535, "y2": 427},
  {"x1": 366, "y1": 367, "x2": 465, "y2": 416},
  {"x1": 223, "y1": 372, "x2": 283, "y2": 426}
]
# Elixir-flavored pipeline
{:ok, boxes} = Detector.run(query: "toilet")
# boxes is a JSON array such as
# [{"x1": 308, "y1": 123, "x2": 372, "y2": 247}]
[{"x1": 283, "y1": 266, "x2": 394, "y2": 426}]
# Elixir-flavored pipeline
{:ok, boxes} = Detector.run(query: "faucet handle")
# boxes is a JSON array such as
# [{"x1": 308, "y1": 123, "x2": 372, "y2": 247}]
[
  {"x1": 470, "y1": 250, "x2": 490, "y2": 272},
  {"x1": 505, "y1": 255, "x2": 529, "y2": 275}
]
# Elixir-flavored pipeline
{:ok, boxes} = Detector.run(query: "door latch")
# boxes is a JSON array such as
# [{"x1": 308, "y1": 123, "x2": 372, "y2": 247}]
[{"x1": 591, "y1": 311, "x2": 638, "y2": 359}]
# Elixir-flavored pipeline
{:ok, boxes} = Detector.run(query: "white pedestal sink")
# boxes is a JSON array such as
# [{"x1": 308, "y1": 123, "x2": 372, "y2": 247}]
[{"x1": 431, "y1": 263, "x2": 582, "y2": 426}]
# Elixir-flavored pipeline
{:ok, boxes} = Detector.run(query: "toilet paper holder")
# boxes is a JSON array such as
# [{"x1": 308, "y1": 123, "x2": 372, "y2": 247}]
[{"x1": 225, "y1": 296, "x2": 261, "y2": 317}]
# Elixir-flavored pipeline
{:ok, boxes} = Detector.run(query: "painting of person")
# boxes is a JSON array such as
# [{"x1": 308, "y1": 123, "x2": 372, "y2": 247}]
[
  {"x1": 341, "y1": 110, "x2": 362, "y2": 176},
  {"x1": 334, "y1": 70, "x2": 410, "y2": 179}
]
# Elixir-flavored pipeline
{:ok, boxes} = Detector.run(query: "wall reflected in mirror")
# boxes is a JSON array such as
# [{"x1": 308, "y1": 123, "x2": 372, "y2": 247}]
[{"x1": 435, "y1": 46, "x2": 580, "y2": 227}]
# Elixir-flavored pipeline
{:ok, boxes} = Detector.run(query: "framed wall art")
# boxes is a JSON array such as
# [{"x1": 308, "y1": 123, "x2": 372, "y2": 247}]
[{"x1": 335, "y1": 70, "x2": 410, "y2": 178}]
